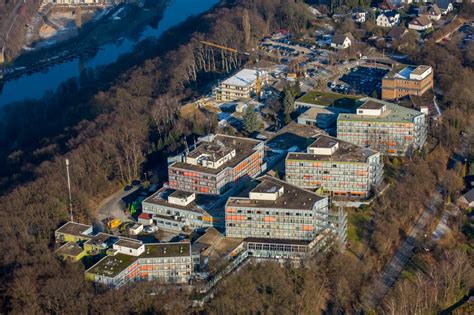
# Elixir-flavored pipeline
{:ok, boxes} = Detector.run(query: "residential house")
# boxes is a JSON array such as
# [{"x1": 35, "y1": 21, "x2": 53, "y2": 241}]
[
  {"x1": 459, "y1": 188, "x2": 474, "y2": 209},
  {"x1": 376, "y1": 11, "x2": 400, "y2": 28},
  {"x1": 352, "y1": 10, "x2": 367, "y2": 23},
  {"x1": 436, "y1": 0, "x2": 454, "y2": 15},
  {"x1": 331, "y1": 33, "x2": 354, "y2": 49},
  {"x1": 387, "y1": 26, "x2": 409, "y2": 42},
  {"x1": 421, "y1": 4, "x2": 442, "y2": 21},
  {"x1": 378, "y1": 0, "x2": 396, "y2": 11},
  {"x1": 409, "y1": 15, "x2": 433, "y2": 31}
]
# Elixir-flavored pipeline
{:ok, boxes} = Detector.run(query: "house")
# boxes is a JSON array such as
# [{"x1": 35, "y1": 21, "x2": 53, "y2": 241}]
[
  {"x1": 352, "y1": 10, "x2": 367, "y2": 23},
  {"x1": 409, "y1": 15, "x2": 433, "y2": 31},
  {"x1": 459, "y1": 188, "x2": 474, "y2": 209},
  {"x1": 378, "y1": 0, "x2": 396, "y2": 11},
  {"x1": 387, "y1": 26, "x2": 409, "y2": 41},
  {"x1": 308, "y1": 5, "x2": 323, "y2": 17},
  {"x1": 138, "y1": 212, "x2": 153, "y2": 225},
  {"x1": 376, "y1": 11, "x2": 400, "y2": 28},
  {"x1": 436, "y1": 0, "x2": 454, "y2": 15},
  {"x1": 331, "y1": 33, "x2": 354, "y2": 49},
  {"x1": 421, "y1": 4, "x2": 442, "y2": 21}
]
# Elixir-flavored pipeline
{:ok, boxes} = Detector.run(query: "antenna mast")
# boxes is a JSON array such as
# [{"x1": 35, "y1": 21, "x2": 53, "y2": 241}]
[{"x1": 65, "y1": 159, "x2": 74, "y2": 222}]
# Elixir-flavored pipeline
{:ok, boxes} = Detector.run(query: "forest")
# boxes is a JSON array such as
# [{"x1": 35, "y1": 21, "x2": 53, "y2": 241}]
[
  {"x1": 0, "y1": 0, "x2": 473, "y2": 313},
  {"x1": 0, "y1": 0, "x2": 42, "y2": 61}
]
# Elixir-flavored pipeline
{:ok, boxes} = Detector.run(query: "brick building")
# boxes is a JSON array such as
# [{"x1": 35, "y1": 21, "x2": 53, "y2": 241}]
[
  {"x1": 285, "y1": 135, "x2": 383, "y2": 199},
  {"x1": 167, "y1": 134, "x2": 264, "y2": 195},
  {"x1": 382, "y1": 65, "x2": 433, "y2": 100}
]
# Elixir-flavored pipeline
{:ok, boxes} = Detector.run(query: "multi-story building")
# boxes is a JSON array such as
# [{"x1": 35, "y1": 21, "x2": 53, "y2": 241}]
[
  {"x1": 285, "y1": 135, "x2": 383, "y2": 199},
  {"x1": 213, "y1": 69, "x2": 264, "y2": 102},
  {"x1": 382, "y1": 64, "x2": 433, "y2": 100},
  {"x1": 85, "y1": 240, "x2": 193, "y2": 288},
  {"x1": 337, "y1": 98, "x2": 428, "y2": 156},
  {"x1": 141, "y1": 188, "x2": 221, "y2": 232},
  {"x1": 225, "y1": 176, "x2": 345, "y2": 244},
  {"x1": 167, "y1": 134, "x2": 264, "y2": 195},
  {"x1": 54, "y1": 222, "x2": 193, "y2": 288}
]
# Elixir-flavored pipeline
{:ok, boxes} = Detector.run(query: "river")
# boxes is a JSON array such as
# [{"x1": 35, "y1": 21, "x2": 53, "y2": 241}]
[{"x1": 0, "y1": 0, "x2": 218, "y2": 106}]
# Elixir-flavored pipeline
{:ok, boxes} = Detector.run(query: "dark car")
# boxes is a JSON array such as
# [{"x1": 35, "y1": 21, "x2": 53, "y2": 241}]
[
  {"x1": 132, "y1": 179, "x2": 141, "y2": 186},
  {"x1": 124, "y1": 185, "x2": 133, "y2": 191}
]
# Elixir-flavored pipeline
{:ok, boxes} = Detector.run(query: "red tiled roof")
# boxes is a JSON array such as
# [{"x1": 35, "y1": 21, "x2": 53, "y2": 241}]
[{"x1": 138, "y1": 213, "x2": 153, "y2": 219}]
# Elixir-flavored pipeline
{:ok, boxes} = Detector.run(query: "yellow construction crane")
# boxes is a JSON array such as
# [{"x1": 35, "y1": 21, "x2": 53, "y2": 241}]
[{"x1": 199, "y1": 40, "x2": 262, "y2": 98}]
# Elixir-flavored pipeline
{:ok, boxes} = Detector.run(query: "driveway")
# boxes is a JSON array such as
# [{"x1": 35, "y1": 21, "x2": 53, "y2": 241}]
[{"x1": 93, "y1": 186, "x2": 140, "y2": 231}]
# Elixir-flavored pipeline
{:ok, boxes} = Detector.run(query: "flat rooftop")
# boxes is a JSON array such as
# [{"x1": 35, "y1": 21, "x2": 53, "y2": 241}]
[
  {"x1": 56, "y1": 242, "x2": 85, "y2": 257},
  {"x1": 251, "y1": 180, "x2": 283, "y2": 194},
  {"x1": 221, "y1": 69, "x2": 259, "y2": 87},
  {"x1": 310, "y1": 136, "x2": 338, "y2": 148},
  {"x1": 85, "y1": 232, "x2": 119, "y2": 248},
  {"x1": 87, "y1": 242, "x2": 191, "y2": 278},
  {"x1": 55, "y1": 221, "x2": 92, "y2": 238},
  {"x1": 226, "y1": 175, "x2": 325, "y2": 210},
  {"x1": 296, "y1": 91, "x2": 361, "y2": 109},
  {"x1": 386, "y1": 64, "x2": 431, "y2": 80},
  {"x1": 143, "y1": 187, "x2": 225, "y2": 215},
  {"x1": 358, "y1": 100, "x2": 385, "y2": 110},
  {"x1": 300, "y1": 107, "x2": 334, "y2": 118},
  {"x1": 169, "y1": 190, "x2": 194, "y2": 199},
  {"x1": 338, "y1": 98, "x2": 423, "y2": 123},
  {"x1": 287, "y1": 135, "x2": 378, "y2": 163},
  {"x1": 115, "y1": 238, "x2": 144, "y2": 250},
  {"x1": 170, "y1": 134, "x2": 262, "y2": 175}
]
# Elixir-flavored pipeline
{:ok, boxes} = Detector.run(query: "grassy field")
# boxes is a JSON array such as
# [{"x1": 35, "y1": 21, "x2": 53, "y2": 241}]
[
  {"x1": 297, "y1": 91, "x2": 361, "y2": 109},
  {"x1": 346, "y1": 209, "x2": 371, "y2": 243}
]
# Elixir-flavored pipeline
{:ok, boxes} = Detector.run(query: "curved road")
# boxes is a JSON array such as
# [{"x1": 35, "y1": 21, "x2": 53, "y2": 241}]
[{"x1": 362, "y1": 193, "x2": 443, "y2": 311}]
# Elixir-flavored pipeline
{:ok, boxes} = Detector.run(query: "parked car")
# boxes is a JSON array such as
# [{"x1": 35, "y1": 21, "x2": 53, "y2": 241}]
[{"x1": 144, "y1": 225, "x2": 159, "y2": 234}]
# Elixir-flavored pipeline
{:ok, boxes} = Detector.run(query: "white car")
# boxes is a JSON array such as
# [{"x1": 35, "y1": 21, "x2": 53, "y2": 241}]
[{"x1": 144, "y1": 225, "x2": 159, "y2": 234}]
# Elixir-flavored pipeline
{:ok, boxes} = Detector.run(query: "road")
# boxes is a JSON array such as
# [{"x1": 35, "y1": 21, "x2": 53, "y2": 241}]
[
  {"x1": 362, "y1": 193, "x2": 443, "y2": 311},
  {"x1": 94, "y1": 186, "x2": 140, "y2": 229}
]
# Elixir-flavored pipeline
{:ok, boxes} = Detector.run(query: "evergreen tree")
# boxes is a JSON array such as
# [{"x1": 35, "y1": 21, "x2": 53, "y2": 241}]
[
  {"x1": 282, "y1": 87, "x2": 295, "y2": 124},
  {"x1": 243, "y1": 104, "x2": 259, "y2": 134}
]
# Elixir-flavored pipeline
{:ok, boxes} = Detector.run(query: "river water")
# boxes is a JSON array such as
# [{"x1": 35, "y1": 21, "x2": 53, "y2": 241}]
[{"x1": 0, "y1": 0, "x2": 218, "y2": 106}]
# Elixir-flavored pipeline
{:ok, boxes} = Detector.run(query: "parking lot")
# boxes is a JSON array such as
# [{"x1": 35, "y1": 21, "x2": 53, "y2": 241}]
[{"x1": 339, "y1": 66, "x2": 389, "y2": 96}]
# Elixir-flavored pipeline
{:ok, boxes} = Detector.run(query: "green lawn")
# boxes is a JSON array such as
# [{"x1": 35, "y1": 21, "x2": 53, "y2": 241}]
[
  {"x1": 297, "y1": 91, "x2": 361, "y2": 109},
  {"x1": 347, "y1": 210, "x2": 371, "y2": 243}
]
